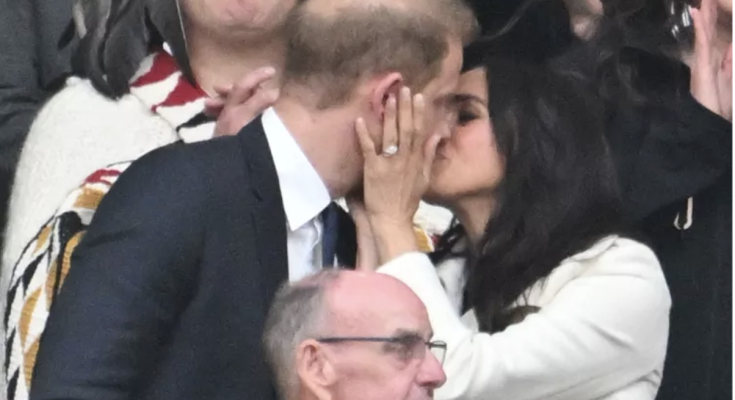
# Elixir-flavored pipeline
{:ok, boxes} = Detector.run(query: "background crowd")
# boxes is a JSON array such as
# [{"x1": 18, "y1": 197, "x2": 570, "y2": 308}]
[{"x1": 0, "y1": 0, "x2": 731, "y2": 399}]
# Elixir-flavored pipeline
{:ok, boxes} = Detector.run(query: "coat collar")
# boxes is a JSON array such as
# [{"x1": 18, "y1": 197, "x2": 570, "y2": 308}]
[{"x1": 564, "y1": 235, "x2": 619, "y2": 263}]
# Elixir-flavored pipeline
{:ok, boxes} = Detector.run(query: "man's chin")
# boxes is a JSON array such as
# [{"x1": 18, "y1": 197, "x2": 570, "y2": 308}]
[{"x1": 421, "y1": 191, "x2": 446, "y2": 208}]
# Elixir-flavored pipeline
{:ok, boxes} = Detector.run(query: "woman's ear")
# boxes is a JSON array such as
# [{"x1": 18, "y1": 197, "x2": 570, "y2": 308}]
[
  {"x1": 370, "y1": 72, "x2": 404, "y2": 119},
  {"x1": 296, "y1": 340, "x2": 337, "y2": 399}
]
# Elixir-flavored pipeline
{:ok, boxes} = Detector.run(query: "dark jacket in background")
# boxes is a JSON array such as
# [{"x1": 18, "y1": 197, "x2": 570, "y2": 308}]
[
  {"x1": 0, "y1": 0, "x2": 73, "y2": 241},
  {"x1": 605, "y1": 49, "x2": 732, "y2": 400}
]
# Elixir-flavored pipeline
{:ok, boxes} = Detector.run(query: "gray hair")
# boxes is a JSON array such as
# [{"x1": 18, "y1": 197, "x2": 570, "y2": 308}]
[{"x1": 263, "y1": 270, "x2": 342, "y2": 399}]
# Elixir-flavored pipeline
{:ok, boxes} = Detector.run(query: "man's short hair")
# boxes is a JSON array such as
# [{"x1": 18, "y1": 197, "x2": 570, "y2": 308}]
[
  {"x1": 263, "y1": 270, "x2": 342, "y2": 399},
  {"x1": 282, "y1": 0, "x2": 479, "y2": 109}
]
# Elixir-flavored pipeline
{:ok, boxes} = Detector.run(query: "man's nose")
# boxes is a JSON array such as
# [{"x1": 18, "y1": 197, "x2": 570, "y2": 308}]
[
  {"x1": 416, "y1": 350, "x2": 447, "y2": 389},
  {"x1": 436, "y1": 120, "x2": 453, "y2": 139}
]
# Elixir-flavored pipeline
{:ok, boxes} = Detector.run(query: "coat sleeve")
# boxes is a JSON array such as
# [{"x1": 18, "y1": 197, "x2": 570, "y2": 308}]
[
  {"x1": 378, "y1": 240, "x2": 671, "y2": 400},
  {"x1": 29, "y1": 144, "x2": 206, "y2": 400},
  {"x1": 615, "y1": 94, "x2": 732, "y2": 222},
  {"x1": 0, "y1": 0, "x2": 44, "y2": 206}
]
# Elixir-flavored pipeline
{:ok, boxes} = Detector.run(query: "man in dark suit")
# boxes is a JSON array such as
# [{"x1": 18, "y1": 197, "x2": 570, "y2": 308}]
[{"x1": 28, "y1": 1, "x2": 477, "y2": 400}]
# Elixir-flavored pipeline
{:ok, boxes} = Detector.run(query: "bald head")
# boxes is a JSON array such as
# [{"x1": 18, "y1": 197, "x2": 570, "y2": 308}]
[
  {"x1": 324, "y1": 271, "x2": 429, "y2": 334},
  {"x1": 281, "y1": 0, "x2": 478, "y2": 109},
  {"x1": 263, "y1": 270, "x2": 433, "y2": 399}
]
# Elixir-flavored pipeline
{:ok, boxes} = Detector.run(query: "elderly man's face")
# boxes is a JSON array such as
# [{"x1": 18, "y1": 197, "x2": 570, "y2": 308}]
[{"x1": 321, "y1": 274, "x2": 446, "y2": 400}]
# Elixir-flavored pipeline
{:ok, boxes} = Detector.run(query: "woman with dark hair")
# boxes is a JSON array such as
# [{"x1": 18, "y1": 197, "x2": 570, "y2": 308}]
[{"x1": 351, "y1": 54, "x2": 670, "y2": 399}]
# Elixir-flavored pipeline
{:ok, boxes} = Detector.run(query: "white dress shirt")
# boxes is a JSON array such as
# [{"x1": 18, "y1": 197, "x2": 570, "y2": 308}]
[
  {"x1": 261, "y1": 107, "x2": 331, "y2": 281},
  {"x1": 379, "y1": 236, "x2": 671, "y2": 400}
]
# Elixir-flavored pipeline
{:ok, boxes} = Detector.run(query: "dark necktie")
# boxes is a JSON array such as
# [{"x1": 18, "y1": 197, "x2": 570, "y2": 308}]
[{"x1": 320, "y1": 203, "x2": 340, "y2": 267}]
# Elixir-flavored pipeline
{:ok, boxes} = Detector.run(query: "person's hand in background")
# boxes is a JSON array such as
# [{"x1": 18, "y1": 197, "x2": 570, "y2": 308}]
[
  {"x1": 690, "y1": 0, "x2": 732, "y2": 120},
  {"x1": 204, "y1": 67, "x2": 280, "y2": 136}
]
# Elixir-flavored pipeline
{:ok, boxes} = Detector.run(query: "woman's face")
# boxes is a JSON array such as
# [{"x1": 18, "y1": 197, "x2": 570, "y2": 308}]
[
  {"x1": 182, "y1": 0, "x2": 297, "y2": 41},
  {"x1": 424, "y1": 68, "x2": 506, "y2": 207}
]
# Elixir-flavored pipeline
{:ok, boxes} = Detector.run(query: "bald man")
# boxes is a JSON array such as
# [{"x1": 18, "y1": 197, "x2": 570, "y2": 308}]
[{"x1": 264, "y1": 270, "x2": 446, "y2": 400}]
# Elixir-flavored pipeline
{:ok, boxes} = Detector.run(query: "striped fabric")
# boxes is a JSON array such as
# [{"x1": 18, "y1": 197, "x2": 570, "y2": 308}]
[
  {"x1": 4, "y1": 165, "x2": 128, "y2": 400},
  {"x1": 3, "y1": 50, "x2": 210, "y2": 400}
]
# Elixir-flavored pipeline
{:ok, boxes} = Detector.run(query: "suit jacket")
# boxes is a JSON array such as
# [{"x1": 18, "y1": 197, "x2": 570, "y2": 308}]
[{"x1": 30, "y1": 118, "x2": 354, "y2": 400}]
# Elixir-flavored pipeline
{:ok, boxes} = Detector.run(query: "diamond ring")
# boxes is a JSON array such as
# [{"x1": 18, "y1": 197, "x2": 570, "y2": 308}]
[{"x1": 382, "y1": 145, "x2": 399, "y2": 157}]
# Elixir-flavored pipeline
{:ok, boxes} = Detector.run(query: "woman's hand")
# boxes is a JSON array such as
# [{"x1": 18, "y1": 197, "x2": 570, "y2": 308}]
[
  {"x1": 346, "y1": 193, "x2": 379, "y2": 271},
  {"x1": 690, "y1": 0, "x2": 732, "y2": 120},
  {"x1": 204, "y1": 67, "x2": 280, "y2": 136},
  {"x1": 355, "y1": 86, "x2": 441, "y2": 265}
]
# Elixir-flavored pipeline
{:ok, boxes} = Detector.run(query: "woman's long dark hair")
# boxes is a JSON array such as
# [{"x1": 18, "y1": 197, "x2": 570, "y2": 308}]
[{"x1": 431, "y1": 57, "x2": 622, "y2": 333}]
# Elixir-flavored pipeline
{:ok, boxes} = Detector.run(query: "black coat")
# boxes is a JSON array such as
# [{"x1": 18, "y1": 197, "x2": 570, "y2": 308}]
[
  {"x1": 605, "y1": 51, "x2": 732, "y2": 400},
  {"x1": 30, "y1": 118, "x2": 354, "y2": 400}
]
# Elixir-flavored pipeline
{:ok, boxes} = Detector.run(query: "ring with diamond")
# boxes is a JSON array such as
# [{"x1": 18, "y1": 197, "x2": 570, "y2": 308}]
[{"x1": 382, "y1": 145, "x2": 399, "y2": 157}]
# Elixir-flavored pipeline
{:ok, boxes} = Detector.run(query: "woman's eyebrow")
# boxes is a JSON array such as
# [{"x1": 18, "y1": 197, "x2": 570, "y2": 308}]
[{"x1": 451, "y1": 93, "x2": 488, "y2": 106}]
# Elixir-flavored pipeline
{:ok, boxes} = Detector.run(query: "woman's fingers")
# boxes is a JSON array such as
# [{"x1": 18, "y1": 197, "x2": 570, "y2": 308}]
[
  {"x1": 356, "y1": 118, "x2": 378, "y2": 159},
  {"x1": 397, "y1": 87, "x2": 414, "y2": 154},
  {"x1": 382, "y1": 95, "x2": 398, "y2": 156},
  {"x1": 360, "y1": 86, "x2": 430, "y2": 160},
  {"x1": 422, "y1": 134, "x2": 441, "y2": 179},
  {"x1": 412, "y1": 93, "x2": 426, "y2": 152}
]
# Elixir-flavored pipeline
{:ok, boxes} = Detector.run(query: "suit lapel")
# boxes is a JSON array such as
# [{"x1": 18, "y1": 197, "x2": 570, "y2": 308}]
[{"x1": 238, "y1": 118, "x2": 289, "y2": 308}]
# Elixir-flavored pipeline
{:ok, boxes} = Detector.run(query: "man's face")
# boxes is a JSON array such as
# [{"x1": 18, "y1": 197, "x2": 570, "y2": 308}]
[
  {"x1": 341, "y1": 38, "x2": 464, "y2": 197},
  {"x1": 323, "y1": 279, "x2": 446, "y2": 400},
  {"x1": 417, "y1": 39, "x2": 465, "y2": 141}
]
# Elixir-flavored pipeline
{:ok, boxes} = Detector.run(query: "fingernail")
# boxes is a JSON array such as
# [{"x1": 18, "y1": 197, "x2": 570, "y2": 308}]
[
  {"x1": 263, "y1": 67, "x2": 276, "y2": 76},
  {"x1": 401, "y1": 87, "x2": 411, "y2": 96}
]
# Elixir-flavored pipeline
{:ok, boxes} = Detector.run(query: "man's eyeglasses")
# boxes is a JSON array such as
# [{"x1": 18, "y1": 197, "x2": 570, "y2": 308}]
[{"x1": 316, "y1": 334, "x2": 447, "y2": 364}]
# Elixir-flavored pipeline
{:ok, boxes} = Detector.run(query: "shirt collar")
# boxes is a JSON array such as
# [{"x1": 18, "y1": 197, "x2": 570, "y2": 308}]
[{"x1": 261, "y1": 107, "x2": 331, "y2": 231}]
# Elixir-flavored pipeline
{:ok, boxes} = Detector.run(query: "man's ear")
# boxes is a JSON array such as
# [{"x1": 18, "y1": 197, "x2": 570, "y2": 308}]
[
  {"x1": 369, "y1": 72, "x2": 404, "y2": 119},
  {"x1": 297, "y1": 340, "x2": 337, "y2": 400}
]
